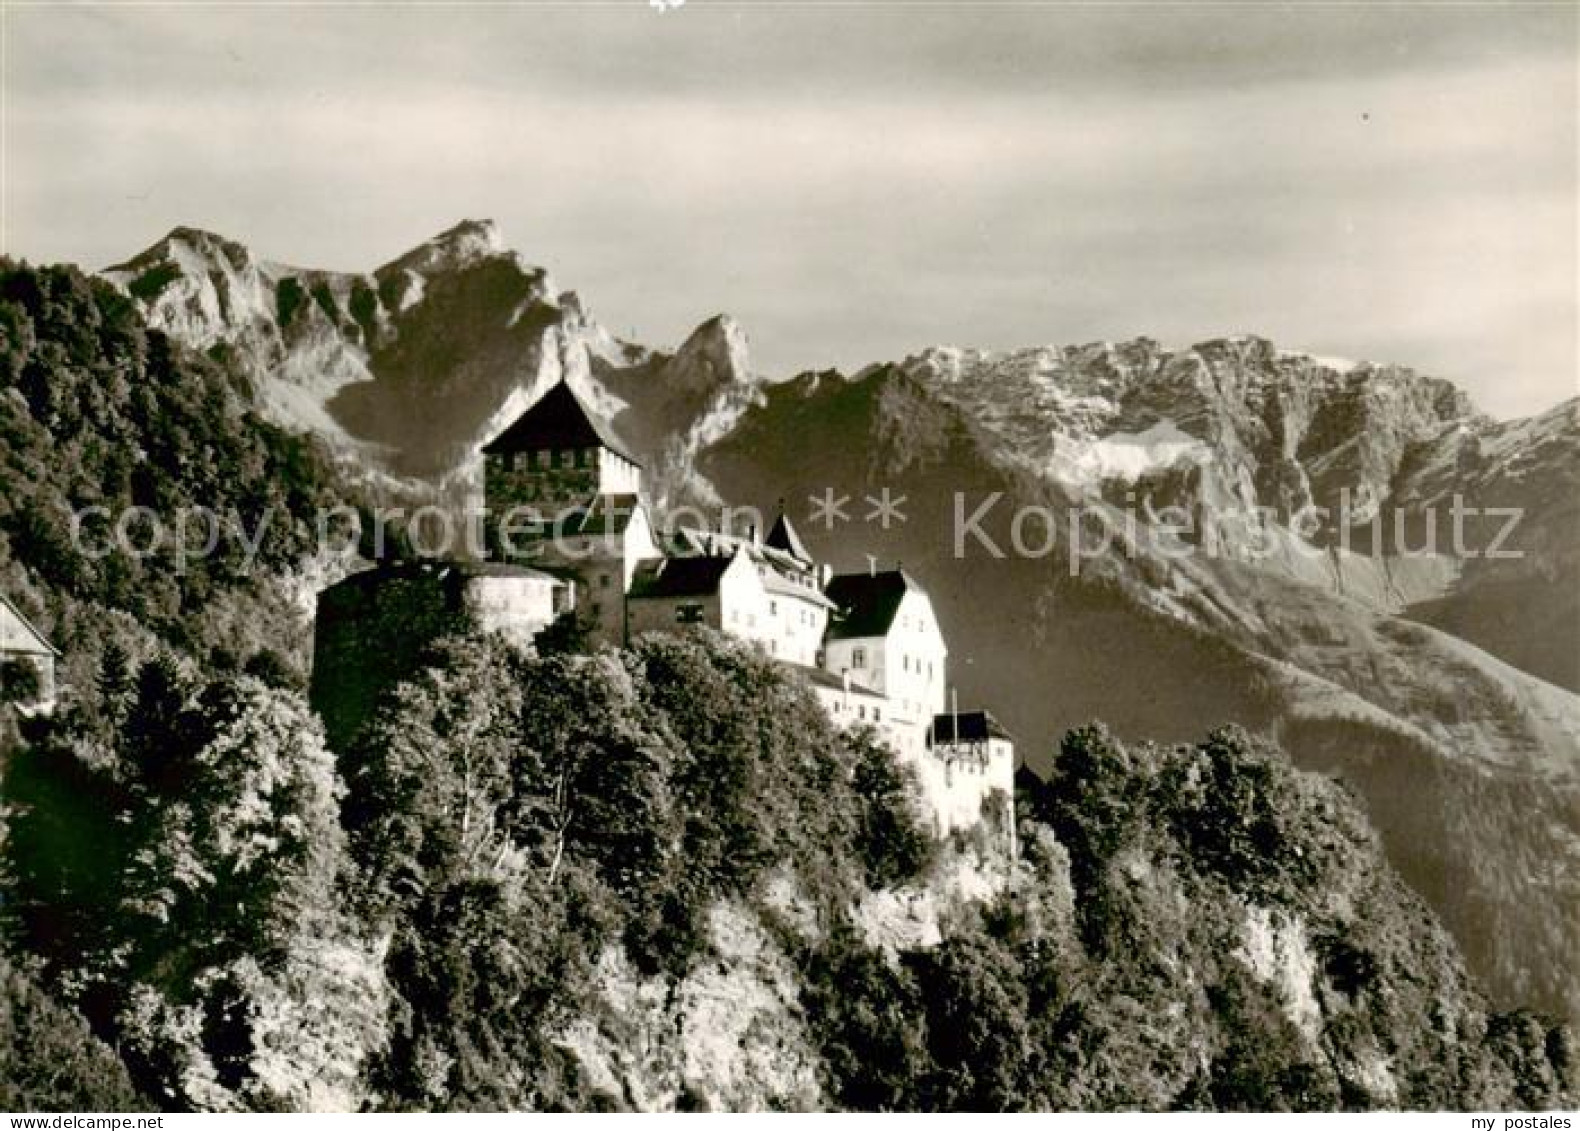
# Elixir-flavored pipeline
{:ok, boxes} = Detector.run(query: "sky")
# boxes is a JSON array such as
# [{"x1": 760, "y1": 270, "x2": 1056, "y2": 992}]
[{"x1": 3, "y1": 2, "x2": 1575, "y2": 417}]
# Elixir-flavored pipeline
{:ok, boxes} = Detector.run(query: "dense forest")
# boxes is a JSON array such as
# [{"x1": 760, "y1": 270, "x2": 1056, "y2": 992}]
[{"x1": 0, "y1": 263, "x2": 1573, "y2": 1111}]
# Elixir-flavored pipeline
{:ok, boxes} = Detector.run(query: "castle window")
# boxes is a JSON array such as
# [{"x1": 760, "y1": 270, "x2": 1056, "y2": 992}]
[
  {"x1": 853, "y1": 647, "x2": 866, "y2": 669},
  {"x1": 591, "y1": 602, "x2": 602, "y2": 617},
  {"x1": 769, "y1": 600, "x2": 778, "y2": 617},
  {"x1": 677, "y1": 602, "x2": 704, "y2": 624},
  {"x1": 599, "y1": 573, "x2": 611, "y2": 589}
]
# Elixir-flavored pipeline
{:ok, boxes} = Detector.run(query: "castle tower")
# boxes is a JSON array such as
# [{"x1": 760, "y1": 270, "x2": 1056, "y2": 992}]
[
  {"x1": 311, "y1": 561, "x2": 570, "y2": 751},
  {"x1": 481, "y1": 380, "x2": 658, "y2": 643},
  {"x1": 481, "y1": 380, "x2": 643, "y2": 526}
]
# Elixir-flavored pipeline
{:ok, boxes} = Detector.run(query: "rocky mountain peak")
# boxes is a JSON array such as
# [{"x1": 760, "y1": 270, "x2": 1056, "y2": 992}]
[
  {"x1": 664, "y1": 313, "x2": 754, "y2": 393},
  {"x1": 102, "y1": 226, "x2": 263, "y2": 297},
  {"x1": 375, "y1": 218, "x2": 509, "y2": 279}
]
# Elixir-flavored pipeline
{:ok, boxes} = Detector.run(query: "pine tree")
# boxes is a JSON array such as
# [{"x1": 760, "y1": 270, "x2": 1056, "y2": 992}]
[{"x1": 97, "y1": 639, "x2": 133, "y2": 725}]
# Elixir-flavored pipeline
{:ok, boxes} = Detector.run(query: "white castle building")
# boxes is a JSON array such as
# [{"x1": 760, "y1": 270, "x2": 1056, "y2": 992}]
[
  {"x1": 312, "y1": 380, "x2": 1014, "y2": 838},
  {"x1": 479, "y1": 380, "x2": 1016, "y2": 838}
]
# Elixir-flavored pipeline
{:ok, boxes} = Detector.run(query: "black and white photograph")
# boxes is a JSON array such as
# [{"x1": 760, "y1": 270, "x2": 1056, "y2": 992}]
[{"x1": 0, "y1": 0, "x2": 1576, "y2": 1116}]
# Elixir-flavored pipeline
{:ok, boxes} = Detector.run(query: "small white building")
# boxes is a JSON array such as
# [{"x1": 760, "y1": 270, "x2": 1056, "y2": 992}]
[
  {"x1": 0, "y1": 593, "x2": 58, "y2": 711},
  {"x1": 927, "y1": 710, "x2": 1017, "y2": 843},
  {"x1": 626, "y1": 547, "x2": 757, "y2": 640}
]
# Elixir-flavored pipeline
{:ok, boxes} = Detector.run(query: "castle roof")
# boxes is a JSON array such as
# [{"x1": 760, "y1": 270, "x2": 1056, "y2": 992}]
[
  {"x1": 823, "y1": 569, "x2": 926, "y2": 640},
  {"x1": 0, "y1": 593, "x2": 58, "y2": 657},
  {"x1": 759, "y1": 567, "x2": 837, "y2": 609},
  {"x1": 928, "y1": 710, "x2": 1014, "y2": 745},
  {"x1": 764, "y1": 513, "x2": 812, "y2": 563},
  {"x1": 481, "y1": 380, "x2": 641, "y2": 465},
  {"x1": 628, "y1": 553, "x2": 737, "y2": 600},
  {"x1": 666, "y1": 526, "x2": 817, "y2": 580},
  {"x1": 793, "y1": 662, "x2": 889, "y2": 700}
]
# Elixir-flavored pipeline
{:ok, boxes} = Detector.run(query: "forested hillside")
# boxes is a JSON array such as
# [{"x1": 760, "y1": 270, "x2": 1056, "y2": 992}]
[
  {"x1": 5, "y1": 630, "x2": 1572, "y2": 1110},
  {"x1": 0, "y1": 261, "x2": 349, "y2": 691}
]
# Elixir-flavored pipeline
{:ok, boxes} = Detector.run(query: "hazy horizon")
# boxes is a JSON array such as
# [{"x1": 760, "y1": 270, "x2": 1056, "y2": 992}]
[{"x1": 4, "y1": 3, "x2": 1575, "y2": 417}]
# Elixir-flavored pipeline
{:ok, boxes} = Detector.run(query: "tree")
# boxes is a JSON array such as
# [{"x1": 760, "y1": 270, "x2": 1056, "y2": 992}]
[
  {"x1": 0, "y1": 954, "x2": 149, "y2": 1111},
  {"x1": 908, "y1": 930, "x2": 1034, "y2": 1111},
  {"x1": 848, "y1": 732, "x2": 936, "y2": 888},
  {"x1": 242, "y1": 648, "x2": 300, "y2": 692},
  {"x1": 341, "y1": 637, "x2": 528, "y2": 912},
  {"x1": 802, "y1": 931, "x2": 930, "y2": 1111},
  {"x1": 107, "y1": 677, "x2": 377, "y2": 1109},
  {"x1": 0, "y1": 657, "x2": 41, "y2": 704},
  {"x1": 97, "y1": 639, "x2": 134, "y2": 725}
]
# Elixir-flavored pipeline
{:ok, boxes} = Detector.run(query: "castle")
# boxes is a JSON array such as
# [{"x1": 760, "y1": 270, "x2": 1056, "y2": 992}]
[{"x1": 312, "y1": 380, "x2": 1014, "y2": 840}]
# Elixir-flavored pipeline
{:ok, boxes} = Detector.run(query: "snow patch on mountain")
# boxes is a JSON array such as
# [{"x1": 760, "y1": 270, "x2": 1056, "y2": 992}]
[
  {"x1": 1049, "y1": 420, "x2": 1210, "y2": 488},
  {"x1": 1277, "y1": 348, "x2": 1361, "y2": 373}
]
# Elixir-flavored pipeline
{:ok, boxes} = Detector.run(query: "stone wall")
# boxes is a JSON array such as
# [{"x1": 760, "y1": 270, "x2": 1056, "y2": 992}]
[
  {"x1": 463, "y1": 574, "x2": 567, "y2": 650},
  {"x1": 311, "y1": 567, "x2": 473, "y2": 751},
  {"x1": 907, "y1": 736, "x2": 1015, "y2": 842},
  {"x1": 310, "y1": 563, "x2": 562, "y2": 751},
  {"x1": 485, "y1": 448, "x2": 602, "y2": 524},
  {"x1": 628, "y1": 594, "x2": 721, "y2": 640}
]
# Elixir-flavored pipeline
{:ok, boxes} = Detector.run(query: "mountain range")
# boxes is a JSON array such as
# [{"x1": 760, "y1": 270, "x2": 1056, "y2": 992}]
[{"x1": 101, "y1": 220, "x2": 1580, "y2": 1023}]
